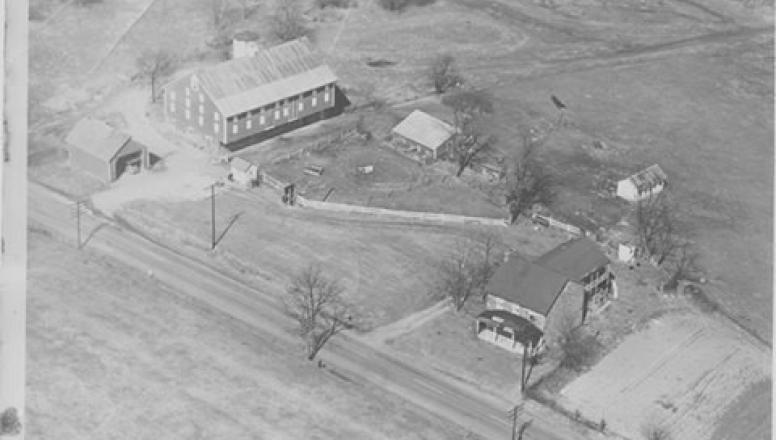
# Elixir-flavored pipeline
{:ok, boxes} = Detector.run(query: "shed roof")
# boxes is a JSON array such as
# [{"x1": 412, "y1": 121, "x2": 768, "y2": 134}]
[
  {"x1": 65, "y1": 118, "x2": 131, "y2": 162},
  {"x1": 193, "y1": 37, "x2": 337, "y2": 117},
  {"x1": 535, "y1": 237, "x2": 609, "y2": 283},
  {"x1": 486, "y1": 253, "x2": 569, "y2": 316},
  {"x1": 624, "y1": 164, "x2": 667, "y2": 192},
  {"x1": 477, "y1": 310, "x2": 544, "y2": 347},
  {"x1": 230, "y1": 156, "x2": 254, "y2": 172},
  {"x1": 392, "y1": 110, "x2": 455, "y2": 151}
]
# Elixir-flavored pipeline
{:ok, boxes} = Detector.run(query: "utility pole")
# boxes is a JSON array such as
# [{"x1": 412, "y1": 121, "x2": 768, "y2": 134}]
[
  {"x1": 210, "y1": 184, "x2": 216, "y2": 250},
  {"x1": 509, "y1": 404, "x2": 523, "y2": 440},
  {"x1": 521, "y1": 346, "x2": 527, "y2": 393},
  {"x1": 75, "y1": 200, "x2": 83, "y2": 249}
]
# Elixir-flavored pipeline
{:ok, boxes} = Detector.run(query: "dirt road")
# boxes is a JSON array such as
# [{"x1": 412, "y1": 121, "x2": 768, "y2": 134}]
[{"x1": 29, "y1": 182, "x2": 605, "y2": 440}]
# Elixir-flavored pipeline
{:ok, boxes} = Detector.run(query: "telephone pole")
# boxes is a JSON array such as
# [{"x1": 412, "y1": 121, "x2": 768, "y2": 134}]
[
  {"x1": 75, "y1": 200, "x2": 84, "y2": 249},
  {"x1": 210, "y1": 184, "x2": 216, "y2": 250}
]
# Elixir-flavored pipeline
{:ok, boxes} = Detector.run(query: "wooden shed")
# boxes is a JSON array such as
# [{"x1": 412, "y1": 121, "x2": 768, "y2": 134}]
[
  {"x1": 65, "y1": 119, "x2": 149, "y2": 182},
  {"x1": 391, "y1": 110, "x2": 455, "y2": 162}
]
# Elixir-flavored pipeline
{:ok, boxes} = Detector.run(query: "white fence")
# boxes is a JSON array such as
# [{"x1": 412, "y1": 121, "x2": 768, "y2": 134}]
[{"x1": 297, "y1": 197, "x2": 508, "y2": 227}]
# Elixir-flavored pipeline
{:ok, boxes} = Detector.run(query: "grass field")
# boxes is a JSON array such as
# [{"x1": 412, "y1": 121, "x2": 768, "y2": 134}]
[
  {"x1": 26, "y1": 227, "x2": 484, "y2": 440},
  {"x1": 115, "y1": 187, "x2": 572, "y2": 330},
  {"x1": 558, "y1": 311, "x2": 771, "y2": 440}
]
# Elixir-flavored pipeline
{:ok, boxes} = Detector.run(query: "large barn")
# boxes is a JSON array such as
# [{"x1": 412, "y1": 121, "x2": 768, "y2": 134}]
[
  {"x1": 162, "y1": 37, "x2": 338, "y2": 146},
  {"x1": 65, "y1": 118, "x2": 149, "y2": 182}
]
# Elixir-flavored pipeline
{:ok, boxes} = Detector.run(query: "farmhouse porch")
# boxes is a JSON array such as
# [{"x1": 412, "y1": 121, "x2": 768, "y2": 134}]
[{"x1": 475, "y1": 310, "x2": 543, "y2": 355}]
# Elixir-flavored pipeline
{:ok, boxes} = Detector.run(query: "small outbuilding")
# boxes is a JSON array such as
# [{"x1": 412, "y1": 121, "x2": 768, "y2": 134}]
[
  {"x1": 616, "y1": 164, "x2": 667, "y2": 202},
  {"x1": 391, "y1": 110, "x2": 455, "y2": 163},
  {"x1": 229, "y1": 156, "x2": 259, "y2": 187},
  {"x1": 65, "y1": 118, "x2": 150, "y2": 182}
]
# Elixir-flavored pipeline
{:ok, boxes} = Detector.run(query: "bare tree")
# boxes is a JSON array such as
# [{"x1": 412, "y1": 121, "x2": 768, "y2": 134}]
[
  {"x1": 211, "y1": 0, "x2": 228, "y2": 27},
  {"x1": 273, "y1": 0, "x2": 310, "y2": 42},
  {"x1": 556, "y1": 316, "x2": 600, "y2": 372},
  {"x1": 135, "y1": 50, "x2": 176, "y2": 103},
  {"x1": 0, "y1": 407, "x2": 21, "y2": 436},
  {"x1": 517, "y1": 420, "x2": 533, "y2": 440},
  {"x1": 442, "y1": 89, "x2": 496, "y2": 176},
  {"x1": 642, "y1": 423, "x2": 671, "y2": 440},
  {"x1": 663, "y1": 242, "x2": 701, "y2": 291},
  {"x1": 437, "y1": 232, "x2": 502, "y2": 310},
  {"x1": 635, "y1": 193, "x2": 679, "y2": 266},
  {"x1": 285, "y1": 264, "x2": 353, "y2": 360},
  {"x1": 430, "y1": 54, "x2": 463, "y2": 94},
  {"x1": 504, "y1": 135, "x2": 555, "y2": 224}
]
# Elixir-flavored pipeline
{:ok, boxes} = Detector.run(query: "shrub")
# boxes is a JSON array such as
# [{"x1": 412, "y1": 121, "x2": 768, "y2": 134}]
[
  {"x1": 558, "y1": 327, "x2": 601, "y2": 372},
  {"x1": 317, "y1": 0, "x2": 354, "y2": 7},
  {"x1": 378, "y1": 0, "x2": 434, "y2": 12}
]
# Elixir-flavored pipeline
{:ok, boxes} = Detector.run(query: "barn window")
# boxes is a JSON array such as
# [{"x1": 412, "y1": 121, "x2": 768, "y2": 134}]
[
  {"x1": 213, "y1": 122, "x2": 219, "y2": 134},
  {"x1": 232, "y1": 123, "x2": 238, "y2": 134},
  {"x1": 213, "y1": 112, "x2": 220, "y2": 121},
  {"x1": 274, "y1": 110, "x2": 280, "y2": 120},
  {"x1": 185, "y1": 109, "x2": 191, "y2": 120},
  {"x1": 198, "y1": 115, "x2": 204, "y2": 126},
  {"x1": 260, "y1": 115, "x2": 265, "y2": 125},
  {"x1": 246, "y1": 119, "x2": 252, "y2": 130},
  {"x1": 324, "y1": 89, "x2": 330, "y2": 102},
  {"x1": 283, "y1": 106, "x2": 289, "y2": 117},
  {"x1": 198, "y1": 104, "x2": 204, "y2": 114},
  {"x1": 185, "y1": 96, "x2": 191, "y2": 107},
  {"x1": 298, "y1": 101, "x2": 304, "y2": 111}
]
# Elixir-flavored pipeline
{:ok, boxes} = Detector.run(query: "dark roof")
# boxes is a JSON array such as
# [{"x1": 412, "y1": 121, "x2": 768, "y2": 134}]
[
  {"x1": 193, "y1": 37, "x2": 337, "y2": 116},
  {"x1": 486, "y1": 253, "x2": 569, "y2": 316},
  {"x1": 535, "y1": 237, "x2": 609, "y2": 283},
  {"x1": 65, "y1": 118, "x2": 131, "y2": 162},
  {"x1": 477, "y1": 310, "x2": 543, "y2": 347}
]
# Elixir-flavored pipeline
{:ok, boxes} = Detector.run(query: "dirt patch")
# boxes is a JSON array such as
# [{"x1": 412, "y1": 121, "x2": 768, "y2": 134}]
[{"x1": 558, "y1": 312, "x2": 771, "y2": 440}]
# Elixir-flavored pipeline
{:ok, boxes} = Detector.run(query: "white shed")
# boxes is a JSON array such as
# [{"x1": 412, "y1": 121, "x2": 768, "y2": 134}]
[
  {"x1": 616, "y1": 164, "x2": 667, "y2": 202},
  {"x1": 229, "y1": 156, "x2": 259, "y2": 187}
]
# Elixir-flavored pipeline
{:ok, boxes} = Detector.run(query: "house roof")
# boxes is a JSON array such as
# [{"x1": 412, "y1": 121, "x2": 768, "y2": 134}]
[
  {"x1": 486, "y1": 253, "x2": 569, "y2": 316},
  {"x1": 624, "y1": 164, "x2": 667, "y2": 192},
  {"x1": 477, "y1": 310, "x2": 543, "y2": 347},
  {"x1": 392, "y1": 110, "x2": 455, "y2": 151},
  {"x1": 192, "y1": 37, "x2": 337, "y2": 117},
  {"x1": 65, "y1": 118, "x2": 131, "y2": 162},
  {"x1": 535, "y1": 237, "x2": 609, "y2": 283},
  {"x1": 230, "y1": 156, "x2": 254, "y2": 172}
]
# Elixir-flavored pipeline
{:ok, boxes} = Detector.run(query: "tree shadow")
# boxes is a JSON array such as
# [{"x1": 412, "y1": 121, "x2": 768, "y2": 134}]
[{"x1": 215, "y1": 212, "x2": 244, "y2": 247}]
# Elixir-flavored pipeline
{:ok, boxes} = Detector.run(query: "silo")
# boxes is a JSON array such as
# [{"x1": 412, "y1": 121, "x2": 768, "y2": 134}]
[{"x1": 232, "y1": 31, "x2": 261, "y2": 59}]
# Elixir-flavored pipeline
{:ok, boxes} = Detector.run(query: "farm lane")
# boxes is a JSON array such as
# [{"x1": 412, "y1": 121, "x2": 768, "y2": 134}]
[{"x1": 29, "y1": 182, "x2": 602, "y2": 440}]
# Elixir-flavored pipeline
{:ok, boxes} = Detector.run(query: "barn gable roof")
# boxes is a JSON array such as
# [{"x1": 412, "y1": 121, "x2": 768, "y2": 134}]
[
  {"x1": 65, "y1": 118, "x2": 131, "y2": 162},
  {"x1": 625, "y1": 164, "x2": 667, "y2": 193},
  {"x1": 535, "y1": 237, "x2": 609, "y2": 283},
  {"x1": 392, "y1": 110, "x2": 455, "y2": 151},
  {"x1": 486, "y1": 252, "x2": 569, "y2": 316},
  {"x1": 190, "y1": 37, "x2": 337, "y2": 117}
]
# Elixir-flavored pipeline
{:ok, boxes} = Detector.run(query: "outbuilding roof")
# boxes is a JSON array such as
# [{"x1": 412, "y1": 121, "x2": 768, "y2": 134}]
[
  {"x1": 392, "y1": 110, "x2": 455, "y2": 151},
  {"x1": 486, "y1": 252, "x2": 569, "y2": 316},
  {"x1": 65, "y1": 118, "x2": 131, "y2": 162},
  {"x1": 624, "y1": 164, "x2": 667, "y2": 193},
  {"x1": 535, "y1": 237, "x2": 609, "y2": 283},
  {"x1": 192, "y1": 37, "x2": 337, "y2": 117},
  {"x1": 230, "y1": 156, "x2": 254, "y2": 172},
  {"x1": 477, "y1": 309, "x2": 543, "y2": 347}
]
